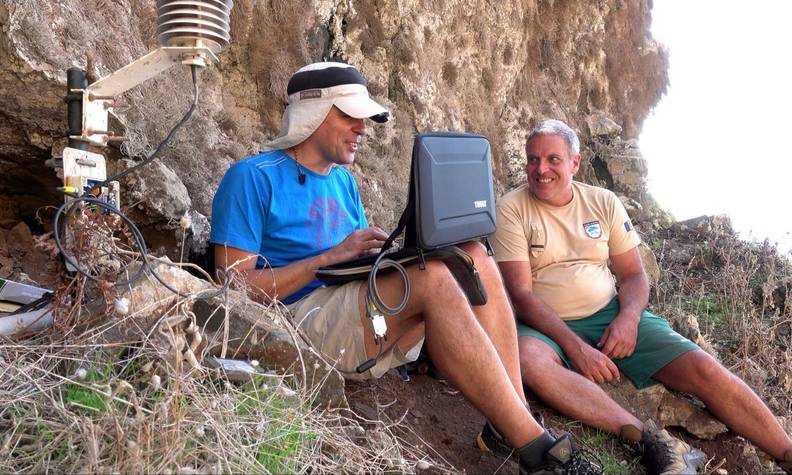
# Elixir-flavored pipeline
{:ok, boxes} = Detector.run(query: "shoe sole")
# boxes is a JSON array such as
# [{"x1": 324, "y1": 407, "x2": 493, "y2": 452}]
[
  {"x1": 656, "y1": 447, "x2": 707, "y2": 475},
  {"x1": 681, "y1": 448, "x2": 707, "y2": 475},
  {"x1": 476, "y1": 432, "x2": 493, "y2": 453}
]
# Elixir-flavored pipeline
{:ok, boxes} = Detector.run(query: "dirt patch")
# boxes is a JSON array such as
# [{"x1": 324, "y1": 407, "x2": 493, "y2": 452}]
[
  {"x1": 679, "y1": 432, "x2": 765, "y2": 474},
  {"x1": 346, "y1": 370, "x2": 766, "y2": 474},
  {"x1": 346, "y1": 371, "x2": 518, "y2": 473}
]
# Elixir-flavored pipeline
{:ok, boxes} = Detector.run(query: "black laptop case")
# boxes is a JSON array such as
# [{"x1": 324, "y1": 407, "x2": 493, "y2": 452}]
[{"x1": 315, "y1": 132, "x2": 496, "y2": 305}]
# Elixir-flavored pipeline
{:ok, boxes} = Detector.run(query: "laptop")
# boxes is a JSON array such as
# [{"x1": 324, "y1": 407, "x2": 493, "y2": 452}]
[{"x1": 315, "y1": 131, "x2": 496, "y2": 304}]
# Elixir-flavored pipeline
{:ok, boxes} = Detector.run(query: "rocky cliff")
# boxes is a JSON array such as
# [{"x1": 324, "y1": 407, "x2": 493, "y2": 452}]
[{"x1": 0, "y1": 0, "x2": 667, "y2": 259}]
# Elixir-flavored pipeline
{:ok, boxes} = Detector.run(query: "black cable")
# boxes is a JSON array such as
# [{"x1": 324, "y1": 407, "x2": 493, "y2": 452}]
[
  {"x1": 53, "y1": 195, "x2": 232, "y2": 299},
  {"x1": 53, "y1": 196, "x2": 147, "y2": 287},
  {"x1": 8, "y1": 292, "x2": 54, "y2": 316},
  {"x1": 332, "y1": 338, "x2": 384, "y2": 376},
  {"x1": 99, "y1": 64, "x2": 200, "y2": 186}
]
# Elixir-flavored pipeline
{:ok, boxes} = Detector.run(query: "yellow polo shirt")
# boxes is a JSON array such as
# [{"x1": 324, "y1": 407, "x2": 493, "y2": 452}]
[{"x1": 492, "y1": 181, "x2": 640, "y2": 320}]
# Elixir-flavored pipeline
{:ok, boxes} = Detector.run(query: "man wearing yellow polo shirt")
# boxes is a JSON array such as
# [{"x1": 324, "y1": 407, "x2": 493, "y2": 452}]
[{"x1": 486, "y1": 119, "x2": 792, "y2": 474}]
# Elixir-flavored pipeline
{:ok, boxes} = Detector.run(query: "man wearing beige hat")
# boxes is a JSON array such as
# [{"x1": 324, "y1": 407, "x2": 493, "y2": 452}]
[{"x1": 209, "y1": 62, "x2": 600, "y2": 473}]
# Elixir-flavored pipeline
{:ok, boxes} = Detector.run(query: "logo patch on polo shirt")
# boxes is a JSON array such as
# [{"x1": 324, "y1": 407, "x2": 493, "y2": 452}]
[
  {"x1": 624, "y1": 220, "x2": 632, "y2": 232},
  {"x1": 583, "y1": 221, "x2": 602, "y2": 239}
]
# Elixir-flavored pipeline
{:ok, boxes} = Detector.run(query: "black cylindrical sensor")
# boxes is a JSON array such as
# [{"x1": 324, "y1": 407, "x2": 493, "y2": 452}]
[{"x1": 65, "y1": 67, "x2": 88, "y2": 150}]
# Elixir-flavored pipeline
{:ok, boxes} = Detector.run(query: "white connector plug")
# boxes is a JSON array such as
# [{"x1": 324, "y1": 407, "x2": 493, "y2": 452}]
[{"x1": 371, "y1": 314, "x2": 387, "y2": 339}]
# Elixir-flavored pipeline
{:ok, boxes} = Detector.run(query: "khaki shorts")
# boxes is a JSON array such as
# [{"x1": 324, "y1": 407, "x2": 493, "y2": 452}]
[{"x1": 287, "y1": 281, "x2": 424, "y2": 381}]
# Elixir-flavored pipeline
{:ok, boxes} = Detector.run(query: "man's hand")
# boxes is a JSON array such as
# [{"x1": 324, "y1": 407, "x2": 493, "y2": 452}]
[
  {"x1": 569, "y1": 343, "x2": 621, "y2": 384},
  {"x1": 324, "y1": 227, "x2": 388, "y2": 264},
  {"x1": 597, "y1": 313, "x2": 639, "y2": 359}
]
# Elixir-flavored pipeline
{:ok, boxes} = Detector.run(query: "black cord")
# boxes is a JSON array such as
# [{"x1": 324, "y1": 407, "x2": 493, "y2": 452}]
[
  {"x1": 53, "y1": 196, "x2": 147, "y2": 287},
  {"x1": 8, "y1": 292, "x2": 54, "y2": 316},
  {"x1": 99, "y1": 64, "x2": 200, "y2": 186},
  {"x1": 53, "y1": 193, "x2": 231, "y2": 300},
  {"x1": 332, "y1": 338, "x2": 384, "y2": 375}
]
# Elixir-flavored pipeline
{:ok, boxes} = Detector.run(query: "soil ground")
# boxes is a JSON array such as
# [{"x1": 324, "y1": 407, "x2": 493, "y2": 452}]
[{"x1": 346, "y1": 370, "x2": 764, "y2": 474}]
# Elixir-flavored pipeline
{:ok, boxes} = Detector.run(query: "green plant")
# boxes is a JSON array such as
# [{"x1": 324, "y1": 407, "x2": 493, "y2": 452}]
[
  {"x1": 62, "y1": 365, "x2": 113, "y2": 415},
  {"x1": 600, "y1": 452, "x2": 640, "y2": 475},
  {"x1": 236, "y1": 382, "x2": 319, "y2": 473},
  {"x1": 581, "y1": 428, "x2": 611, "y2": 446},
  {"x1": 691, "y1": 294, "x2": 727, "y2": 326}
]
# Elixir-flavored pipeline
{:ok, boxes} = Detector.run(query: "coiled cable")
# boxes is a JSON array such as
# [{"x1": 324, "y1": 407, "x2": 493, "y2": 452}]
[
  {"x1": 53, "y1": 64, "x2": 230, "y2": 300},
  {"x1": 366, "y1": 251, "x2": 410, "y2": 317},
  {"x1": 53, "y1": 195, "x2": 231, "y2": 299},
  {"x1": 351, "y1": 249, "x2": 412, "y2": 374}
]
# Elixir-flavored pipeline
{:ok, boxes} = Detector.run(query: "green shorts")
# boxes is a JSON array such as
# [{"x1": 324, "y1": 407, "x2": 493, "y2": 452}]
[{"x1": 517, "y1": 298, "x2": 699, "y2": 389}]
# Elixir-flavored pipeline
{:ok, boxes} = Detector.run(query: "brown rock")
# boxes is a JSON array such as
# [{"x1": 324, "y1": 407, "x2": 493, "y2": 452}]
[
  {"x1": 603, "y1": 379, "x2": 728, "y2": 440},
  {"x1": 637, "y1": 242, "x2": 660, "y2": 288},
  {"x1": 7, "y1": 222, "x2": 33, "y2": 258},
  {"x1": 672, "y1": 314, "x2": 719, "y2": 357},
  {"x1": 585, "y1": 111, "x2": 623, "y2": 137},
  {"x1": 94, "y1": 262, "x2": 347, "y2": 408}
]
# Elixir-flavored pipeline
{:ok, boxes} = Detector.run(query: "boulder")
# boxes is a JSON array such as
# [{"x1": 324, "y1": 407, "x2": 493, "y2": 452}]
[
  {"x1": 585, "y1": 111, "x2": 623, "y2": 137},
  {"x1": 637, "y1": 242, "x2": 660, "y2": 288},
  {"x1": 95, "y1": 262, "x2": 347, "y2": 408},
  {"x1": 603, "y1": 379, "x2": 727, "y2": 440}
]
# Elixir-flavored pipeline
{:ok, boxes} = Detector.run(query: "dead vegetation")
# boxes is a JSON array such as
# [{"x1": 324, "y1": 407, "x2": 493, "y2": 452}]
[
  {"x1": 647, "y1": 215, "x2": 792, "y2": 424},
  {"x1": 0, "y1": 224, "x2": 443, "y2": 474}
]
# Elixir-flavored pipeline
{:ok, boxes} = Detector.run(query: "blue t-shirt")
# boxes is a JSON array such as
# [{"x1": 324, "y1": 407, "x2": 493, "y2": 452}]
[{"x1": 210, "y1": 150, "x2": 368, "y2": 303}]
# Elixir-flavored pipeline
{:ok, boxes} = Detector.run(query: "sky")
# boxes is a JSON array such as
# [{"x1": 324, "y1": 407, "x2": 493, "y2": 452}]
[{"x1": 639, "y1": 1, "x2": 792, "y2": 256}]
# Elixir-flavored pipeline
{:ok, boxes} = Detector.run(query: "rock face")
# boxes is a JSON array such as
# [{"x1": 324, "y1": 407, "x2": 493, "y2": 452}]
[{"x1": 0, "y1": 0, "x2": 667, "y2": 257}]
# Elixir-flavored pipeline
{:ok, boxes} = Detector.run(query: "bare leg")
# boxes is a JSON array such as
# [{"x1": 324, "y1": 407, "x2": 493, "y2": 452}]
[
  {"x1": 357, "y1": 260, "x2": 544, "y2": 447},
  {"x1": 519, "y1": 336, "x2": 642, "y2": 434},
  {"x1": 460, "y1": 241, "x2": 527, "y2": 403},
  {"x1": 654, "y1": 349, "x2": 792, "y2": 460}
]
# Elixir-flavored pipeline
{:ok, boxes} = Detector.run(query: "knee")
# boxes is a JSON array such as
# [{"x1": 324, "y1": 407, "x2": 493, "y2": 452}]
[
  {"x1": 686, "y1": 351, "x2": 733, "y2": 390},
  {"x1": 519, "y1": 338, "x2": 562, "y2": 380},
  {"x1": 460, "y1": 240, "x2": 501, "y2": 278},
  {"x1": 460, "y1": 240, "x2": 489, "y2": 261},
  {"x1": 410, "y1": 260, "x2": 458, "y2": 297}
]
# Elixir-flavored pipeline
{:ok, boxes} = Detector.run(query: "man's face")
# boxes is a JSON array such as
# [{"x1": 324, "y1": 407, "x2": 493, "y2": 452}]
[
  {"x1": 309, "y1": 106, "x2": 367, "y2": 167},
  {"x1": 525, "y1": 134, "x2": 581, "y2": 206}
]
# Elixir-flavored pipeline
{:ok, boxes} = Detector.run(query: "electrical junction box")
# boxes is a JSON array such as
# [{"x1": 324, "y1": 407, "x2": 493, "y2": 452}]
[{"x1": 62, "y1": 147, "x2": 107, "y2": 190}]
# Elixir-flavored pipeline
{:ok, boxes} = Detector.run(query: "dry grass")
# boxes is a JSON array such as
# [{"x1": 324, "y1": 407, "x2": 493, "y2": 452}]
[
  {"x1": 1, "y1": 226, "x2": 441, "y2": 474},
  {"x1": 647, "y1": 217, "x2": 792, "y2": 417}
]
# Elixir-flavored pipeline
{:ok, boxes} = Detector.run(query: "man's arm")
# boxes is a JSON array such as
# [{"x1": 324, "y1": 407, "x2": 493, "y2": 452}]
[
  {"x1": 215, "y1": 227, "x2": 388, "y2": 303},
  {"x1": 596, "y1": 246, "x2": 649, "y2": 358},
  {"x1": 499, "y1": 260, "x2": 620, "y2": 384}
]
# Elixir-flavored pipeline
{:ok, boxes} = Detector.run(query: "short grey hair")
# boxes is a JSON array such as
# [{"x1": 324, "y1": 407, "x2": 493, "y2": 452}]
[{"x1": 526, "y1": 119, "x2": 580, "y2": 155}]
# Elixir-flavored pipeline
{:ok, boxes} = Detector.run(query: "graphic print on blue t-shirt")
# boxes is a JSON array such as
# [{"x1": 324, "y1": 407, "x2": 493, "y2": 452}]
[
  {"x1": 307, "y1": 197, "x2": 351, "y2": 250},
  {"x1": 210, "y1": 150, "x2": 368, "y2": 304}
]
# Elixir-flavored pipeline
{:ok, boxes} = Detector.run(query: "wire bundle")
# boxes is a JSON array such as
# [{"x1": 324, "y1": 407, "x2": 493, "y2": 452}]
[{"x1": 54, "y1": 65, "x2": 229, "y2": 300}]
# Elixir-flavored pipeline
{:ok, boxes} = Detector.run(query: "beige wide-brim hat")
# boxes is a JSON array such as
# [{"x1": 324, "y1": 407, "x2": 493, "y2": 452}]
[{"x1": 262, "y1": 62, "x2": 390, "y2": 151}]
